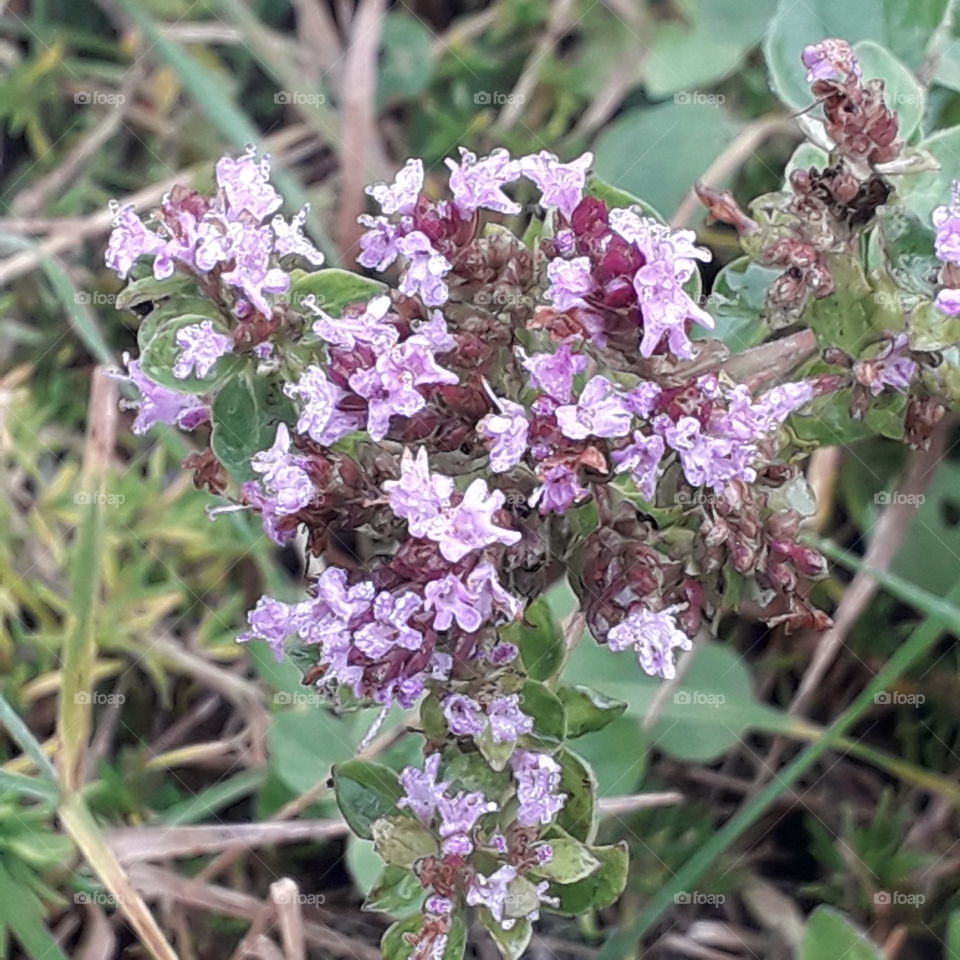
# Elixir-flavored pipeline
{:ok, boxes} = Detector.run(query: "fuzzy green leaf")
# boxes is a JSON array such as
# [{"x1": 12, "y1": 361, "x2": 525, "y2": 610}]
[
  {"x1": 333, "y1": 760, "x2": 403, "y2": 841},
  {"x1": 291, "y1": 268, "x2": 386, "y2": 317},
  {"x1": 557, "y1": 685, "x2": 627, "y2": 738}
]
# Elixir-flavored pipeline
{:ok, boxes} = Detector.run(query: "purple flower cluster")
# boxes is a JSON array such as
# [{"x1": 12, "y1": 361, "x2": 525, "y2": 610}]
[
  {"x1": 241, "y1": 565, "x2": 451, "y2": 707},
  {"x1": 607, "y1": 605, "x2": 693, "y2": 679},
  {"x1": 510, "y1": 749, "x2": 568, "y2": 827},
  {"x1": 385, "y1": 448, "x2": 521, "y2": 562},
  {"x1": 106, "y1": 146, "x2": 323, "y2": 315},
  {"x1": 466, "y1": 864, "x2": 557, "y2": 931},
  {"x1": 104, "y1": 42, "x2": 960, "y2": 951},
  {"x1": 933, "y1": 181, "x2": 960, "y2": 317},
  {"x1": 173, "y1": 320, "x2": 233, "y2": 380},
  {"x1": 537, "y1": 195, "x2": 714, "y2": 358},
  {"x1": 358, "y1": 148, "x2": 593, "y2": 308},
  {"x1": 442, "y1": 693, "x2": 533, "y2": 743},
  {"x1": 399, "y1": 754, "x2": 498, "y2": 856},
  {"x1": 395, "y1": 748, "x2": 565, "y2": 931},
  {"x1": 297, "y1": 296, "x2": 457, "y2": 442},
  {"x1": 114, "y1": 355, "x2": 208, "y2": 436},
  {"x1": 801, "y1": 39, "x2": 861, "y2": 84}
]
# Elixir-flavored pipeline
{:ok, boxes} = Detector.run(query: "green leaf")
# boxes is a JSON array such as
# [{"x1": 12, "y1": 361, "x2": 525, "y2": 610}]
[
  {"x1": 764, "y1": 0, "x2": 946, "y2": 112},
  {"x1": 333, "y1": 760, "x2": 404, "y2": 841},
  {"x1": 791, "y1": 389, "x2": 907, "y2": 445},
  {"x1": 548, "y1": 842, "x2": 629, "y2": 916},
  {"x1": 896, "y1": 125, "x2": 960, "y2": 224},
  {"x1": 135, "y1": 297, "x2": 218, "y2": 353},
  {"x1": 852, "y1": 41, "x2": 925, "y2": 141},
  {"x1": 442, "y1": 748, "x2": 510, "y2": 798},
  {"x1": 419, "y1": 692, "x2": 446, "y2": 741},
  {"x1": 266, "y1": 709, "x2": 364, "y2": 795},
  {"x1": 530, "y1": 837, "x2": 601, "y2": 884},
  {"x1": 910, "y1": 300, "x2": 960, "y2": 350},
  {"x1": 644, "y1": 0, "x2": 776, "y2": 98},
  {"x1": 892, "y1": 461, "x2": 960, "y2": 597},
  {"x1": 346, "y1": 838, "x2": 383, "y2": 896},
  {"x1": 520, "y1": 680, "x2": 566, "y2": 744},
  {"x1": 363, "y1": 866, "x2": 425, "y2": 919},
  {"x1": 799, "y1": 907, "x2": 882, "y2": 960},
  {"x1": 876, "y1": 205, "x2": 939, "y2": 298},
  {"x1": 585, "y1": 174, "x2": 666, "y2": 221},
  {"x1": 574, "y1": 716, "x2": 648, "y2": 796},
  {"x1": 372, "y1": 815, "x2": 439, "y2": 868},
  {"x1": 116, "y1": 273, "x2": 197, "y2": 311},
  {"x1": 377, "y1": 14, "x2": 434, "y2": 106},
  {"x1": 802, "y1": 254, "x2": 874, "y2": 353},
  {"x1": 697, "y1": 257, "x2": 776, "y2": 351},
  {"x1": 382, "y1": 910, "x2": 466, "y2": 960},
  {"x1": 291, "y1": 268, "x2": 387, "y2": 317},
  {"x1": 504, "y1": 596, "x2": 565, "y2": 682},
  {"x1": 556, "y1": 748, "x2": 598, "y2": 843},
  {"x1": 210, "y1": 374, "x2": 295, "y2": 481},
  {"x1": 564, "y1": 639, "x2": 786, "y2": 764},
  {"x1": 934, "y1": 39, "x2": 960, "y2": 91},
  {"x1": 479, "y1": 913, "x2": 531, "y2": 960},
  {"x1": 140, "y1": 314, "x2": 241, "y2": 394},
  {"x1": 0, "y1": 861, "x2": 69, "y2": 960},
  {"x1": 593, "y1": 103, "x2": 742, "y2": 220},
  {"x1": 557, "y1": 685, "x2": 627, "y2": 738},
  {"x1": 476, "y1": 723, "x2": 516, "y2": 772}
]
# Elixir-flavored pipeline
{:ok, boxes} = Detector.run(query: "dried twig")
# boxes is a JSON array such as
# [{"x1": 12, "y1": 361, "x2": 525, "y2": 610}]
[
  {"x1": 492, "y1": 0, "x2": 577, "y2": 133},
  {"x1": 129, "y1": 864, "x2": 381, "y2": 960},
  {"x1": 108, "y1": 820, "x2": 347, "y2": 863},
  {"x1": 334, "y1": 0, "x2": 387, "y2": 260},
  {"x1": 271, "y1": 879, "x2": 307, "y2": 960}
]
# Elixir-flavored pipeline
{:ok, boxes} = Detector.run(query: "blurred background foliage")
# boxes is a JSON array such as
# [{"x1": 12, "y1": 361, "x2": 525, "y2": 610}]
[{"x1": 1, "y1": 0, "x2": 960, "y2": 957}]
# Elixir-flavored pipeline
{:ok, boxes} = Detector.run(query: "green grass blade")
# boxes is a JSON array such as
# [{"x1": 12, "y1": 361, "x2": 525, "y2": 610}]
[
  {"x1": 0, "y1": 770, "x2": 59, "y2": 802},
  {"x1": 809, "y1": 536, "x2": 960, "y2": 632},
  {"x1": 160, "y1": 769, "x2": 266, "y2": 825},
  {"x1": 0, "y1": 862, "x2": 69, "y2": 960},
  {"x1": 0, "y1": 693, "x2": 57, "y2": 781},
  {"x1": 56, "y1": 459, "x2": 106, "y2": 793}
]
